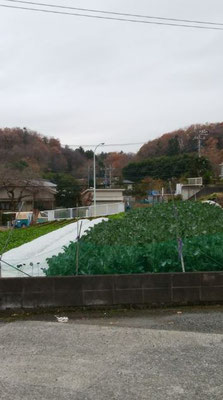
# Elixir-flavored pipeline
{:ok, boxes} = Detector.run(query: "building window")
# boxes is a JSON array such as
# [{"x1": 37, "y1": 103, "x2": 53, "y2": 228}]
[{"x1": 0, "y1": 202, "x2": 11, "y2": 210}]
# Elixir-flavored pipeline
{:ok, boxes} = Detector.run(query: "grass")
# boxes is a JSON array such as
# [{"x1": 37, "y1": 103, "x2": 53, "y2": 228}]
[
  {"x1": 108, "y1": 212, "x2": 125, "y2": 220},
  {"x1": 0, "y1": 219, "x2": 75, "y2": 254}
]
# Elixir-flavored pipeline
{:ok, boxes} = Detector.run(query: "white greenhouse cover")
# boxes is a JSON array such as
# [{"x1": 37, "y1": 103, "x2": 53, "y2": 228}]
[{"x1": 1, "y1": 218, "x2": 107, "y2": 278}]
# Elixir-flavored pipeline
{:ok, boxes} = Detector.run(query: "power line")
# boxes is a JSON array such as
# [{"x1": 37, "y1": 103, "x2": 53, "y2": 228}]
[
  {"x1": 1, "y1": 3, "x2": 223, "y2": 31},
  {"x1": 0, "y1": 258, "x2": 32, "y2": 277},
  {"x1": 66, "y1": 142, "x2": 145, "y2": 148},
  {"x1": 4, "y1": 0, "x2": 223, "y2": 27}
]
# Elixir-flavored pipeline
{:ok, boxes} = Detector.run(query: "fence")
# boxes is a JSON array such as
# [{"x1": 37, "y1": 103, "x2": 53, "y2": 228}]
[
  {"x1": 187, "y1": 177, "x2": 203, "y2": 185},
  {"x1": 44, "y1": 202, "x2": 125, "y2": 221}
]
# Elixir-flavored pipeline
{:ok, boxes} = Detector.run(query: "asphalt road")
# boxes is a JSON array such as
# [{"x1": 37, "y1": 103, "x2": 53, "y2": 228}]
[{"x1": 0, "y1": 307, "x2": 222, "y2": 400}]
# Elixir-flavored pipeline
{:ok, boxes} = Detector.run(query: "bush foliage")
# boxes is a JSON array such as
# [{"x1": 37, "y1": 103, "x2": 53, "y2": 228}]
[
  {"x1": 122, "y1": 154, "x2": 211, "y2": 182},
  {"x1": 46, "y1": 202, "x2": 223, "y2": 276}
]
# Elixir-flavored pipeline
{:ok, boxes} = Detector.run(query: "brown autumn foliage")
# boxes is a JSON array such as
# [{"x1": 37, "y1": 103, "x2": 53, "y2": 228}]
[
  {"x1": 2, "y1": 122, "x2": 223, "y2": 186},
  {"x1": 104, "y1": 152, "x2": 134, "y2": 177},
  {"x1": 137, "y1": 122, "x2": 223, "y2": 173},
  {"x1": 0, "y1": 127, "x2": 88, "y2": 176}
]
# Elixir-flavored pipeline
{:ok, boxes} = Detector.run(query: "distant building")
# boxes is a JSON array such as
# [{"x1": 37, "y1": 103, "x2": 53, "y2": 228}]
[
  {"x1": 219, "y1": 163, "x2": 223, "y2": 179},
  {"x1": 122, "y1": 180, "x2": 134, "y2": 191},
  {"x1": 0, "y1": 180, "x2": 57, "y2": 211},
  {"x1": 81, "y1": 188, "x2": 125, "y2": 206},
  {"x1": 176, "y1": 177, "x2": 203, "y2": 200},
  {"x1": 147, "y1": 190, "x2": 170, "y2": 204}
]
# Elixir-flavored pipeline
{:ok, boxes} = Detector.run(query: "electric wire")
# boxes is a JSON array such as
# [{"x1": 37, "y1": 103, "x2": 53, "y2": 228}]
[
  {"x1": 66, "y1": 142, "x2": 146, "y2": 148},
  {"x1": 196, "y1": 247, "x2": 223, "y2": 268},
  {"x1": 1, "y1": 3, "x2": 223, "y2": 31},
  {"x1": 4, "y1": 0, "x2": 223, "y2": 27},
  {"x1": 0, "y1": 258, "x2": 32, "y2": 277}
]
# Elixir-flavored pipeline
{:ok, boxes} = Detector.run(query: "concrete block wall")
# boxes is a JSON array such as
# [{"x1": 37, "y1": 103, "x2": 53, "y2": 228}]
[{"x1": 0, "y1": 272, "x2": 223, "y2": 310}]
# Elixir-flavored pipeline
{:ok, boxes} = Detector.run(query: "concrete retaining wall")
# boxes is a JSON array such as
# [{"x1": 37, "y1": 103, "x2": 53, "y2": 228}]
[{"x1": 0, "y1": 272, "x2": 223, "y2": 310}]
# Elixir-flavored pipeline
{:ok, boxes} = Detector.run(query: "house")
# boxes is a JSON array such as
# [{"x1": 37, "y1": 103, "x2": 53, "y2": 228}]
[
  {"x1": 81, "y1": 188, "x2": 125, "y2": 206},
  {"x1": 122, "y1": 180, "x2": 134, "y2": 191},
  {"x1": 0, "y1": 179, "x2": 57, "y2": 211},
  {"x1": 176, "y1": 177, "x2": 203, "y2": 201},
  {"x1": 219, "y1": 163, "x2": 223, "y2": 179},
  {"x1": 189, "y1": 185, "x2": 223, "y2": 201}
]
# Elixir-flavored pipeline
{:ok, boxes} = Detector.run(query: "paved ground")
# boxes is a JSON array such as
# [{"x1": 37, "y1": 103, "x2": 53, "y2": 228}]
[{"x1": 0, "y1": 306, "x2": 222, "y2": 399}]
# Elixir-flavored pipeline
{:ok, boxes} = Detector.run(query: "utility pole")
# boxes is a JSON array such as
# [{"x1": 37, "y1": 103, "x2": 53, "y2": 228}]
[
  {"x1": 103, "y1": 165, "x2": 113, "y2": 188},
  {"x1": 109, "y1": 165, "x2": 112, "y2": 188},
  {"x1": 87, "y1": 165, "x2": 90, "y2": 188},
  {"x1": 93, "y1": 143, "x2": 105, "y2": 216},
  {"x1": 104, "y1": 167, "x2": 107, "y2": 188},
  {"x1": 194, "y1": 129, "x2": 208, "y2": 158}
]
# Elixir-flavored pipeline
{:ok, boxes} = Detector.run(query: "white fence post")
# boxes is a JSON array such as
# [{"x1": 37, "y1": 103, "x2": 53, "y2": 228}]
[{"x1": 47, "y1": 210, "x2": 55, "y2": 221}]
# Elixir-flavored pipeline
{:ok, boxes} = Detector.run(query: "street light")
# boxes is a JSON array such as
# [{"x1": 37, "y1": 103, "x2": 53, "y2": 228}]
[{"x1": 93, "y1": 142, "x2": 105, "y2": 216}]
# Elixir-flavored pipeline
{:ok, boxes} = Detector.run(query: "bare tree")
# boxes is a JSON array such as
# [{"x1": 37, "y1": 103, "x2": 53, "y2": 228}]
[{"x1": 0, "y1": 166, "x2": 42, "y2": 210}]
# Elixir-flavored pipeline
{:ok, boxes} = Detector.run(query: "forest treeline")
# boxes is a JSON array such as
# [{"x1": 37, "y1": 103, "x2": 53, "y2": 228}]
[
  {"x1": 0, "y1": 127, "x2": 132, "y2": 177},
  {"x1": 137, "y1": 122, "x2": 223, "y2": 174},
  {"x1": 1, "y1": 122, "x2": 223, "y2": 205},
  {"x1": 122, "y1": 154, "x2": 212, "y2": 183},
  {"x1": 0, "y1": 127, "x2": 92, "y2": 175},
  {"x1": 122, "y1": 122, "x2": 223, "y2": 183},
  {"x1": 0, "y1": 128, "x2": 133, "y2": 207}
]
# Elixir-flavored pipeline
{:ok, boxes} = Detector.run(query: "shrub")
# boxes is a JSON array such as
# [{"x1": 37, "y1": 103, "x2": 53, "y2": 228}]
[{"x1": 45, "y1": 202, "x2": 223, "y2": 276}]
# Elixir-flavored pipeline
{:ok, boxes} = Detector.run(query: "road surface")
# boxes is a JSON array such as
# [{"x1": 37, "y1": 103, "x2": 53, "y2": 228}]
[{"x1": 0, "y1": 306, "x2": 222, "y2": 399}]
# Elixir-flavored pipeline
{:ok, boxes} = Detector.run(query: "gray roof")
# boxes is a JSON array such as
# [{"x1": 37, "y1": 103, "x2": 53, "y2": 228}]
[{"x1": 31, "y1": 179, "x2": 57, "y2": 188}]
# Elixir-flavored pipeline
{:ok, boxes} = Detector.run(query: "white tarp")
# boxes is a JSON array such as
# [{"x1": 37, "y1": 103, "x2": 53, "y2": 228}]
[{"x1": 1, "y1": 218, "x2": 106, "y2": 277}]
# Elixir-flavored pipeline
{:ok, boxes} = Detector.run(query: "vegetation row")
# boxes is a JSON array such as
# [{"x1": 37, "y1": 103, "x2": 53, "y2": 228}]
[
  {"x1": 45, "y1": 202, "x2": 223, "y2": 276},
  {"x1": 0, "y1": 219, "x2": 74, "y2": 253}
]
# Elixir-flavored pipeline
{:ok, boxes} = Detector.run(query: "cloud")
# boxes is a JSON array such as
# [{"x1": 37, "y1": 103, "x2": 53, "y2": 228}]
[{"x1": 0, "y1": 0, "x2": 222, "y2": 152}]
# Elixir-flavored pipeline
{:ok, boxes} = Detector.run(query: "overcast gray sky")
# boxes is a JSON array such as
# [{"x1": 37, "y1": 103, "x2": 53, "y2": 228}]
[{"x1": 0, "y1": 0, "x2": 223, "y2": 152}]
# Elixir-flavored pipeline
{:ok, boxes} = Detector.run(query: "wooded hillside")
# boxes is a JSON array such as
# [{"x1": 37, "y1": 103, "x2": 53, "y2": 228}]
[
  {"x1": 2, "y1": 123, "x2": 223, "y2": 190},
  {"x1": 137, "y1": 122, "x2": 223, "y2": 174},
  {"x1": 0, "y1": 127, "x2": 92, "y2": 176},
  {"x1": 0, "y1": 128, "x2": 133, "y2": 208},
  {"x1": 122, "y1": 154, "x2": 211, "y2": 183},
  {"x1": 0, "y1": 128, "x2": 132, "y2": 178}
]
